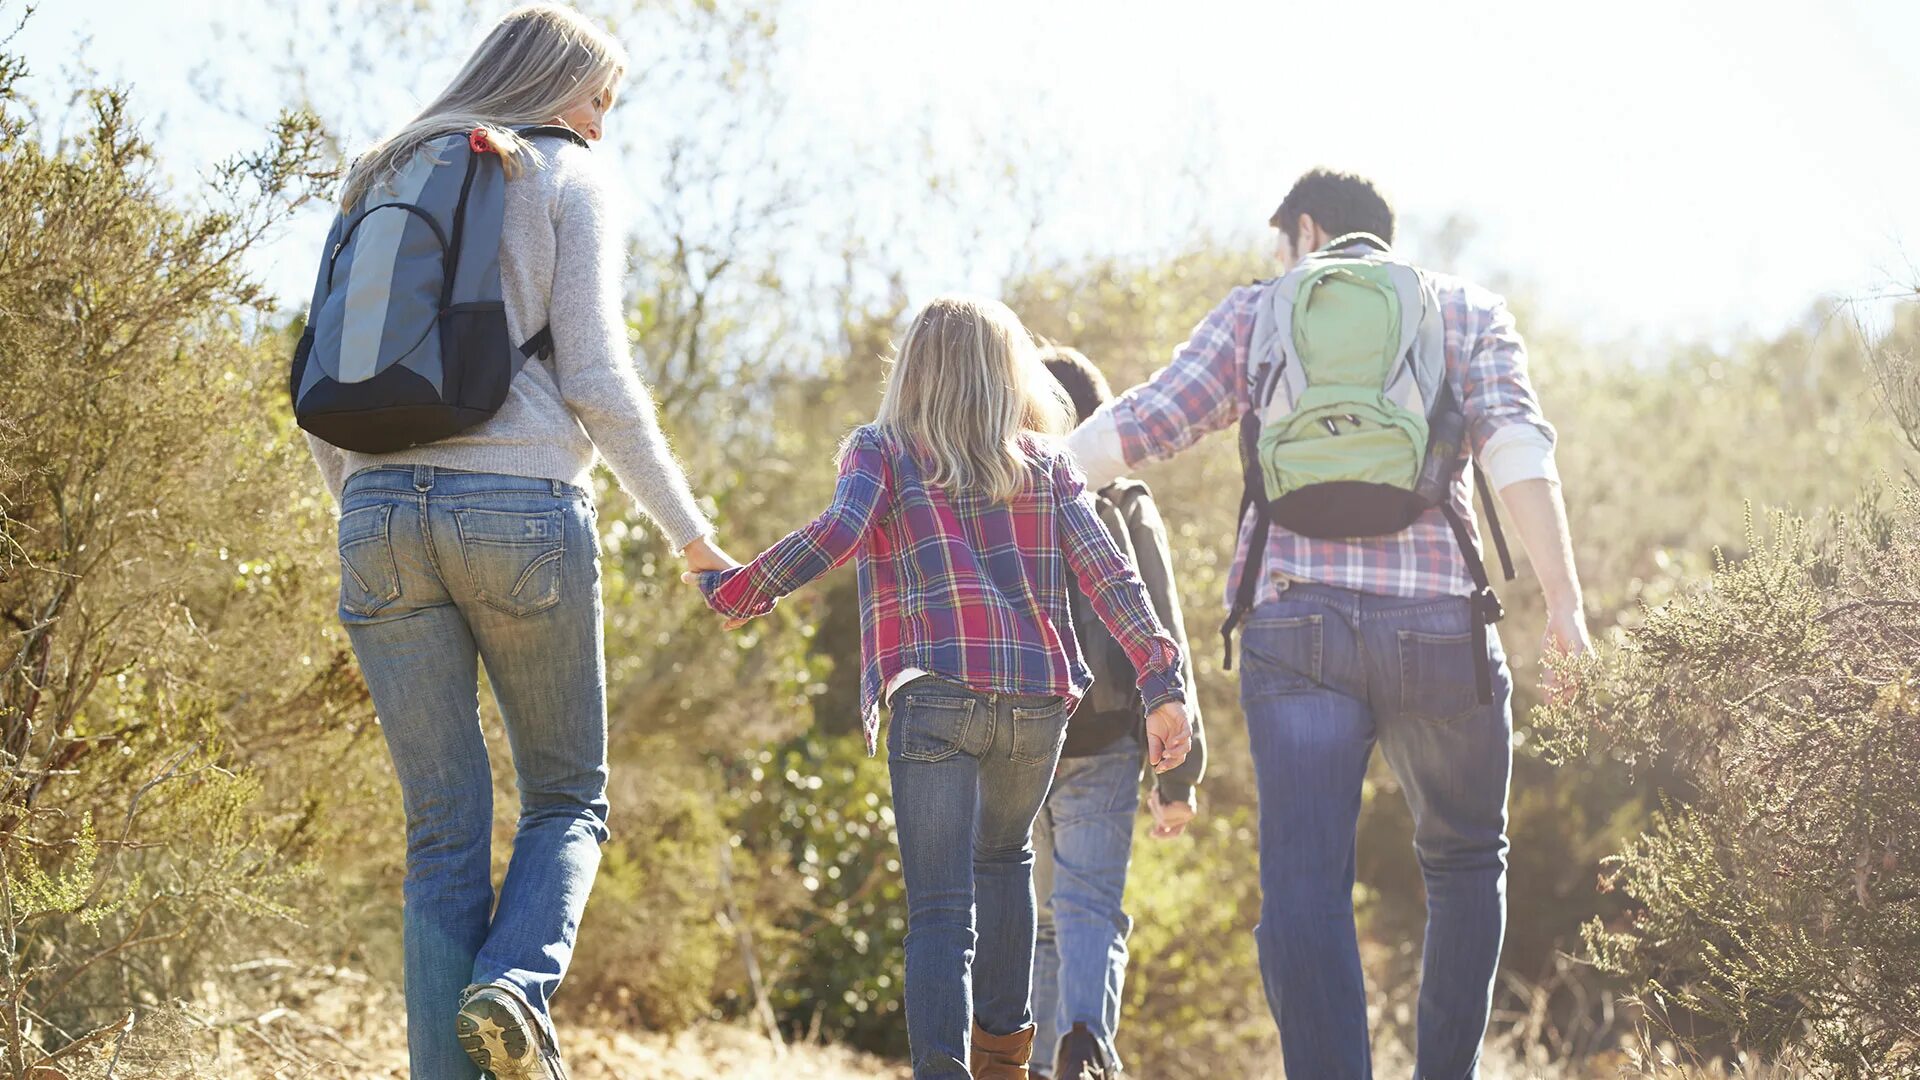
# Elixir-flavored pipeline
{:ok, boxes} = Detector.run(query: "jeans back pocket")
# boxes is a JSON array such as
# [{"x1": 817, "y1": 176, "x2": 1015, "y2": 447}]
[
  {"x1": 338, "y1": 503, "x2": 401, "y2": 617},
  {"x1": 1396, "y1": 629, "x2": 1483, "y2": 722},
  {"x1": 1239, "y1": 611, "x2": 1324, "y2": 700},
  {"x1": 889, "y1": 693, "x2": 978, "y2": 763},
  {"x1": 1009, "y1": 699, "x2": 1069, "y2": 766},
  {"x1": 454, "y1": 507, "x2": 565, "y2": 617}
]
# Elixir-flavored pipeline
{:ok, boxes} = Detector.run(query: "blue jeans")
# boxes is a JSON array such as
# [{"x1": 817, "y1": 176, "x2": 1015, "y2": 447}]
[
  {"x1": 1239, "y1": 581, "x2": 1512, "y2": 1080},
  {"x1": 1031, "y1": 743, "x2": 1140, "y2": 1074},
  {"x1": 887, "y1": 677, "x2": 1070, "y2": 1080},
  {"x1": 337, "y1": 466, "x2": 610, "y2": 1080}
]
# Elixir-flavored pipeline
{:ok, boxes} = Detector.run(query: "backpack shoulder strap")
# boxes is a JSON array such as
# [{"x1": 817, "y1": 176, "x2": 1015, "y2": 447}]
[
  {"x1": 497, "y1": 125, "x2": 587, "y2": 362},
  {"x1": 513, "y1": 124, "x2": 591, "y2": 149}
]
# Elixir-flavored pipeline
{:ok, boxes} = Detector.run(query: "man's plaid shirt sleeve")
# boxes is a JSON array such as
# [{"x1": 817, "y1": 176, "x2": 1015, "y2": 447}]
[
  {"x1": 1458, "y1": 289, "x2": 1557, "y2": 476},
  {"x1": 702, "y1": 432, "x2": 890, "y2": 619},
  {"x1": 1109, "y1": 286, "x2": 1256, "y2": 470}
]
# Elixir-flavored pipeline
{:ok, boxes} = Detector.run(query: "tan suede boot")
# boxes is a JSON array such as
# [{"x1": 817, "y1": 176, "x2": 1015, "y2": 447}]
[{"x1": 970, "y1": 1022, "x2": 1036, "y2": 1079}]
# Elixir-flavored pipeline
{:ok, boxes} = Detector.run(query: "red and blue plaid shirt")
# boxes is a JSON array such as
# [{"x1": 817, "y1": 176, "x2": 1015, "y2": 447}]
[
  {"x1": 1101, "y1": 256, "x2": 1556, "y2": 604},
  {"x1": 700, "y1": 425, "x2": 1185, "y2": 753}
]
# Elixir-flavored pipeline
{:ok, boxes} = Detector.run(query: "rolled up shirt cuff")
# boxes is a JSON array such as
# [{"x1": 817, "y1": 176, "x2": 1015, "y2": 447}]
[
  {"x1": 1479, "y1": 423, "x2": 1559, "y2": 491},
  {"x1": 1140, "y1": 668, "x2": 1186, "y2": 713},
  {"x1": 699, "y1": 567, "x2": 774, "y2": 619}
]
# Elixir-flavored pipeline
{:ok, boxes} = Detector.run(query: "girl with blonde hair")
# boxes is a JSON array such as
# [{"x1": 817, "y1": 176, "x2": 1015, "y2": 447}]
[
  {"x1": 689, "y1": 295, "x2": 1191, "y2": 1079},
  {"x1": 305, "y1": 5, "x2": 733, "y2": 1077}
]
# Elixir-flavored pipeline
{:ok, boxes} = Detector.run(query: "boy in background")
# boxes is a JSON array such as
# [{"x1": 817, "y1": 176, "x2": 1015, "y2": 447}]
[{"x1": 1032, "y1": 346, "x2": 1207, "y2": 1080}]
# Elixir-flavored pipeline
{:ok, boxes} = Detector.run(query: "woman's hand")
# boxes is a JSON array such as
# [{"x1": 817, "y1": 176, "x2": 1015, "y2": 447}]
[
  {"x1": 1144, "y1": 701, "x2": 1191, "y2": 774},
  {"x1": 681, "y1": 534, "x2": 740, "y2": 574},
  {"x1": 683, "y1": 553, "x2": 748, "y2": 630}
]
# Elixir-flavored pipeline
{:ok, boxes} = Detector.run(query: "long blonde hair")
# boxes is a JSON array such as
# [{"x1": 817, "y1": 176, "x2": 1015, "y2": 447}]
[
  {"x1": 340, "y1": 4, "x2": 628, "y2": 208},
  {"x1": 875, "y1": 295, "x2": 1073, "y2": 503}
]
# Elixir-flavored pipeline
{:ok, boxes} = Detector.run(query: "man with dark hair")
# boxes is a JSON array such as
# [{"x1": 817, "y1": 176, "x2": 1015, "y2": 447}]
[
  {"x1": 1030, "y1": 345, "x2": 1206, "y2": 1080},
  {"x1": 1065, "y1": 168, "x2": 1590, "y2": 1079},
  {"x1": 1269, "y1": 167, "x2": 1396, "y2": 252}
]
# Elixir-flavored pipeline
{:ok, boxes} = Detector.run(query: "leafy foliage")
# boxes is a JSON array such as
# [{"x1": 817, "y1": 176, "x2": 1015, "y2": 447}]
[
  {"x1": 1534, "y1": 494, "x2": 1920, "y2": 1077},
  {"x1": 0, "y1": 36, "x2": 360, "y2": 1076}
]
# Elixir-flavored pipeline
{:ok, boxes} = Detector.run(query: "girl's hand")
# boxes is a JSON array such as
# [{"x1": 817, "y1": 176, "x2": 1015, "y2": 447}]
[
  {"x1": 682, "y1": 535, "x2": 741, "y2": 574},
  {"x1": 680, "y1": 569, "x2": 751, "y2": 631},
  {"x1": 1144, "y1": 701, "x2": 1191, "y2": 774}
]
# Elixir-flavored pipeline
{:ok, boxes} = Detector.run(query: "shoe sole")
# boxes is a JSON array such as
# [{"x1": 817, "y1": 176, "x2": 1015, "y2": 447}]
[{"x1": 456, "y1": 992, "x2": 542, "y2": 1080}]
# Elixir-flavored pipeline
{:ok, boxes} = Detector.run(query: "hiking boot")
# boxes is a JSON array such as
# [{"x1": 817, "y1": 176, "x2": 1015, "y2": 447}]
[
  {"x1": 970, "y1": 1021, "x2": 1036, "y2": 1079},
  {"x1": 1052, "y1": 1022, "x2": 1117, "y2": 1080},
  {"x1": 456, "y1": 984, "x2": 569, "y2": 1080}
]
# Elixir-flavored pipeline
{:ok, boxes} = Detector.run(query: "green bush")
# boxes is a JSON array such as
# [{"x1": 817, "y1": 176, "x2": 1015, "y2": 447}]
[
  {"x1": 0, "y1": 39, "x2": 364, "y2": 1075},
  {"x1": 1533, "y1": 490, "x2": 1920, "y2": 1078}
]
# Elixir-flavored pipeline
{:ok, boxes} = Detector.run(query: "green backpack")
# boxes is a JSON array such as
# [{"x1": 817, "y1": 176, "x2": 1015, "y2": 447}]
[{"x1": 1222, "y1": 234, "x2": 1513, "y2": 699}]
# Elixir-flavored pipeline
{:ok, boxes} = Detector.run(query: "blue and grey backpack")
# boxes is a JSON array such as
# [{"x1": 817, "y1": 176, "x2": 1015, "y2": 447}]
[{"x1": 290, "y1": 125, "x2": 587, "y2": 453}]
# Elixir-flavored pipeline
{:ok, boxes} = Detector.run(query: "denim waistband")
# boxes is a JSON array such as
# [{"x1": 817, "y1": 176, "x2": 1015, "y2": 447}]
[
  {"x1": 343, "y1": 464, "x2": 586, "y2": 500},
  {"x1": 1262, "y1": 579, "x2": 1472, "y2": 621},
  {"x1": 895, "y1": 673, "x2": 1061, "y2": 710}
]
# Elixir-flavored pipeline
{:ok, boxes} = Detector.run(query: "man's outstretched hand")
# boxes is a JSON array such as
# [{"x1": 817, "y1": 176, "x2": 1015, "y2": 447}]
[{"x1": 1144, "y1": 701, "x2": 1191, "y2": 774}]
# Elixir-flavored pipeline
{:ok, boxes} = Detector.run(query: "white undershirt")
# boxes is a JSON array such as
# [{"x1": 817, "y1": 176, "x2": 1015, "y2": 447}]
[{"x1": 885, "y1": 668, "x2": 929, "y2": 706}]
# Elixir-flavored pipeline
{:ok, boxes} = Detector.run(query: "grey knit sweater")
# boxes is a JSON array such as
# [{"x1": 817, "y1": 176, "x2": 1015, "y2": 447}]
[{"x1": 306, "y1": 134, "x2": 712, "y2": 551}]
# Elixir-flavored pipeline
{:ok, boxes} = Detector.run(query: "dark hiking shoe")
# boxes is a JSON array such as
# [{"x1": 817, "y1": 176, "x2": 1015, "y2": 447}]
[
  {"x1": 456, "y1": 984, "x2": 569, "y2": 1080},
  {"x1": 1052, "y1": 1022, "x2": 1118, "y2": 1080}
]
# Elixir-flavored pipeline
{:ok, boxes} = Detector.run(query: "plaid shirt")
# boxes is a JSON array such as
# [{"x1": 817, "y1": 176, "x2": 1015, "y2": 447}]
[
  {"x1": 700, "y1": 425, "x2": 1184, "y2": 753},
  {"x1": 1108, "y1": 254, "x2": 1556, "y2": 605}
]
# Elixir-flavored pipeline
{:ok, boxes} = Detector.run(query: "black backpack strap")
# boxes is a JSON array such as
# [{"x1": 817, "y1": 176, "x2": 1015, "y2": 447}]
[
  {"x1": 1474, "y1": 463, "x2": 1517, "y2": 582},
  {"x1": 520, "y1": 327, "x2": 556, "y2": 361},
  {"x1": 1438, "y1": 500, "x2": 1506, "y2": 705},
  {"x1": 513, "y1": 124, "x2": 591, "y2": 149},
  {"x1": 1221, "y1": 407, "x2": 1271, "y2": 670}
]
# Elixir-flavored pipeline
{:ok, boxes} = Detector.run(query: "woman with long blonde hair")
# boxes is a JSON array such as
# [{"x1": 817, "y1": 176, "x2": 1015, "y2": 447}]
[
  {"x1": 304, "y1": 5, "x2": 733, "y2": 1077},
  {"x1": 688, "y1": 295, "x2": 1192, "y2": 1079}
]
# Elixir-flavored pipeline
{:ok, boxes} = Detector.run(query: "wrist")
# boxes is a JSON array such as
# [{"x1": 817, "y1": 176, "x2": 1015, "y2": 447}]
[{"x1": 1545, "y1": 594, "x2": 1584, "y2": 621}]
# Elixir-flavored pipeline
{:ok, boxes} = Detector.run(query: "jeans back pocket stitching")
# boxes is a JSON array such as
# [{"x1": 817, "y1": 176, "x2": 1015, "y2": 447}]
[
  {"x1": 1245, "y1": 613, "x2": 1324, "y2": 687},
  {"x1": 1395, "y1": 628, "x2": 1480, "y2": 720},
  {"x1": 453, "y1": 509, "x2": 565, "y2": 615},
  {"x1": 508, "y1": 546, "x2": 567, "y2": 602},
  {"x1": 897, "y1": 697, "x2": 975, "y2": 762},
  {"x1": 1009, "y1": 702, "x2": 1067, "y2": 765},
  {"x1": 338, "y1": 505, "x2": 398, "y2": 611}
]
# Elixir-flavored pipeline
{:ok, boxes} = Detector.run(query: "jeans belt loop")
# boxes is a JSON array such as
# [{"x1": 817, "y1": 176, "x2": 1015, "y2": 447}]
[{"x1": 412, "y1": 464, "x2": 433, "y2": 492}]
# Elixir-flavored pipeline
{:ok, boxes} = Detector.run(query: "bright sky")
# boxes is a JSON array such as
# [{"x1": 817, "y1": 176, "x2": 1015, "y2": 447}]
[{"x1": 16, "y1": 0, "x2": 1920, "y2": 344}]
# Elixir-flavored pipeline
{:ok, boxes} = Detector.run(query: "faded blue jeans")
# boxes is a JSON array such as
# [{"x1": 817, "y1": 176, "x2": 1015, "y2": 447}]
[
  {"x1": 887, "y1": 676, "x2": 1070, "y2": 1080},
  {"x1": 337, "y1": 465, "x2": 610, "y2": 1080},
  {"x1": 1031, "y1": 743, "x2": 1140, "y2": 1075},
  {"x1": 1239, "y1": 581, "x2": 1512, "y2": 1080}
]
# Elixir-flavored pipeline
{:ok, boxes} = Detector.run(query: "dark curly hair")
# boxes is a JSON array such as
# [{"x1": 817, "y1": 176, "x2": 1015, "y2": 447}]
[{"x1": 1270, "y1": 168, "x2": 1395, "y2": 246}]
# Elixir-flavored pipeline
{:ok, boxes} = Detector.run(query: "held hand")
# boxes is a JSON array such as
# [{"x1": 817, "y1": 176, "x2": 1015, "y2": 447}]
[
  {"x1": 1146, "y1": 787, "x2": 1195, "y2": 841},
  {"x1": 1144, "y1": 701, "x2": 1191, "y2": 775},
  {"x1": 679, "y1": 568, "x2": 751, "y2": 631},
  {"x1": 682, "y1": 534, "x2": 741, "y2": 574},
  {"x1": 1541, "y1": 606, "x2": 1593, "y2": 705}
]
